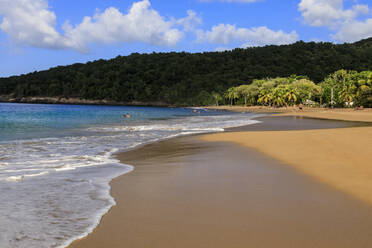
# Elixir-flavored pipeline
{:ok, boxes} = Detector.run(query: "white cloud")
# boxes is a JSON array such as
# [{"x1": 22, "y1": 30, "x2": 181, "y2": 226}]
[
  {"x1": 298, "y1": 0, "x2": 369, "y2": 27},
  {"x1": 0, "y1": 0, "x2": 193, "y2": 51},
  {"x1": 198, "y1": 24, "x2": 298, "y2": 47},
  {"x1": 0, "y1": 0, "x2": 65, "y2": 49},
  {"x1": 176, "y1": 10, "x2": 202, "y2": 32},
  {"x1": 298, "y1": 0, "x2": 371, "y2": 42},
  {"x1": 63, "y1": 1, "x2": 184, "y2": 51},
  {"x1": 332, "y1": 19, "x2": 372, "y2": 42}
]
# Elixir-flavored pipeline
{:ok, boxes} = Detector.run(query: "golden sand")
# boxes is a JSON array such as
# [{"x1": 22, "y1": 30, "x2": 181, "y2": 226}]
[
  {"x1": 68, "y1": 110, "x2": 372, "y2": 248},
  {"x1": 69, "y1": 136, "x2": 372, "y2": 248},
  {"x1": 207, "y1": 106, "x2": 372, "y2": 122},
  {"x1": 203, "y1": 126, "x2": 372, "y2": 205},
  {"x1": 279, "y1": 109, "x2": 372, "y2": 122}
]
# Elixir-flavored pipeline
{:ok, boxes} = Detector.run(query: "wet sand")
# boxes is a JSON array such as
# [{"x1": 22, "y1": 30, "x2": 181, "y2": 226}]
[
  {"x1": 70, "y1": 116, "x2": 372, "y2": 248},
  {"x1": 279, "y1": 109, "x2": 372, "y2": 123},
  {"x1": 227, "y1": 115, "x2": 370, "y2": 132},
  {"x1": 207, "y1": 105, "x2": 372, "y2": 123},
  {"x1": 204, "y1": 120, "x2": 372, "y2": 206}
]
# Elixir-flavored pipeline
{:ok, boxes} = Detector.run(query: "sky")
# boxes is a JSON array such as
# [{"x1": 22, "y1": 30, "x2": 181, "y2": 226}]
[{"x1": 0, "y1": 0, "x2": 371, "y2": 77}]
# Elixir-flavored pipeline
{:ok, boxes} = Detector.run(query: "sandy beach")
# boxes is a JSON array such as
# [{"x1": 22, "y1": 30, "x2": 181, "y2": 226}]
[
  {"x1": 279, "y1": 109, "x2": 372, "y2": 122},
  {"x1": 69, "y1": 112, "x2": 372, "y2": 248},
  {"x1": 204, "y1": 108, "x2": 372, "y2": 205},
  {"x1": 204, "y1": 126, "x2": 372, "y2": 205},
  {"x1": 207, "y1": 106, "x2": 372, "y2": 122}
]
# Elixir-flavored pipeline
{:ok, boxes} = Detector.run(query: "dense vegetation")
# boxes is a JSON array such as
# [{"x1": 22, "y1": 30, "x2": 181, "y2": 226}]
[
  {"x1": 224, "y1": 70, "x2": 372, "y2": 108},
  {"x1": 1, "y1": 38, "x2": 372, "y2": 106}
]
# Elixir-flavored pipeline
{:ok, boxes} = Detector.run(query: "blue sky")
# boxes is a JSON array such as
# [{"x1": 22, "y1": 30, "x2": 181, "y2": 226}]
[{"x1": 0, "y1": 0, "x2": 371, "y2": 77}]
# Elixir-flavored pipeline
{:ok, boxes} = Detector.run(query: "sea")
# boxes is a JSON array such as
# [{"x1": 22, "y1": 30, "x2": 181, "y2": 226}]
[{"x1": 0, "y1": 103, "x2": 261, "y2": 248}]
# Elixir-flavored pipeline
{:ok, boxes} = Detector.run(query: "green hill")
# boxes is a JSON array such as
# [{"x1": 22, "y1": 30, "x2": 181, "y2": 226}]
[{"x1": 1, "y1": 38, "x2": 372, "y2": 106}]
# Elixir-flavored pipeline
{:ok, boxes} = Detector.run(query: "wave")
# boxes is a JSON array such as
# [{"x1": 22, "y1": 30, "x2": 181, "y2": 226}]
[{"x1": 0, "y1": 112, "x2": 262, "y2": 248}]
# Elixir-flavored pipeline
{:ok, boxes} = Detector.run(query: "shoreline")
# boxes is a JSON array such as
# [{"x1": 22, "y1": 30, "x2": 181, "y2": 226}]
[
  {"x1": 63, "y1": 115, "x2": 258, "y2": 248},
  {"x1": 69, "y1": 113, "x2": 372, "y2": 248},
  {"x1": 206, "y1": 105, "x2": 372, "y2": 122}
]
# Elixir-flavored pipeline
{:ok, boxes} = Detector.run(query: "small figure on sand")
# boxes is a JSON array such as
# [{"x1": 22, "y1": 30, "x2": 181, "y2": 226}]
[{"x1": 299, "y1": 103, "x2": 303, "y2": 111}]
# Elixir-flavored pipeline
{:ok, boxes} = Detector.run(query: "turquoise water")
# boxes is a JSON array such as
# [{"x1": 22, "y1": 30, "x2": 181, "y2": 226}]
[
  {"x1": 0, "y1": 103, "x2": 260, "y2": 248},
  {"x1": 0, "y1": 103, "x2": 196, "y2": 141}
]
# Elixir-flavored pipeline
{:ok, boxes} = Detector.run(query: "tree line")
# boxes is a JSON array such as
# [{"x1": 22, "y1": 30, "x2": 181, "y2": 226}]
[
  {"x1": 0, "y1": 38, "x2": 372, "y2": 106},
  {"x1": 220, "y1": 70, "x2": 372, "y2": 108}
]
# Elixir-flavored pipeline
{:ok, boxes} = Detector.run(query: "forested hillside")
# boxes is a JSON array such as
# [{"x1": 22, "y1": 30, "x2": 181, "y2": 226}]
[{"x1": 1, "y1": 38, "x2": 372, "y2": 106}]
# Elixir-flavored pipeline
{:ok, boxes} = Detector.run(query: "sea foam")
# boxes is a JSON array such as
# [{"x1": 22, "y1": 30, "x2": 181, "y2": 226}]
[{"x1": 0, "y1": 106, "x2": 262, "y2": 248}]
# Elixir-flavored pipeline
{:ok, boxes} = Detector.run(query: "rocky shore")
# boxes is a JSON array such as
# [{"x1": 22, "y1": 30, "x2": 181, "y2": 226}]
[{"x1": 0, "y1": 95, "x2": 169, "y2": 107}]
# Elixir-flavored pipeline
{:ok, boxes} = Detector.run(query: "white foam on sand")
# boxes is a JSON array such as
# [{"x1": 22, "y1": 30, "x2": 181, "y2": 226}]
[{"x1": 0, "y1": 112, "x2": 262, "y2": 248}]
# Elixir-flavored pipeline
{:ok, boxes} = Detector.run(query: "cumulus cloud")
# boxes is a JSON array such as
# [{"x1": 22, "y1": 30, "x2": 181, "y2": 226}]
[
  {"x1": 176, "y1": 10, "x2": 202, "y2": 31},
  {"x1": 198, "y1": 24, "x2": 298, "y2": 47},
  {"x1": 332, "y1": 19, "x2": 372, "y2": 42},
  {"x1": 0, "y1": 0, "x2": 195, "y2": 51},
  {"x1": 298, "y1": 0, "x2": 369, "y2": 27},
  {"x1": 298, "y1": 0, "x2": 371, "y2": 43},
  {"x1": 0, "y1": 0, "x2": 65, "y2": 49},
  {"x1": 62, "y1": 1, "x2": 184, "y2": 51}
]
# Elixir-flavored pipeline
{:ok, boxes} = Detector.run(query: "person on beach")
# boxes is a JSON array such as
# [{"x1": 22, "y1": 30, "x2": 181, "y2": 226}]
[{"x1": 299, "y1": 103, "x2": 303, "y2": 111}]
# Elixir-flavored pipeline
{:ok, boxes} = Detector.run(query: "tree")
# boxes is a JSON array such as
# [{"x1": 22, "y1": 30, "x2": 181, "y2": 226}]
[
  {"x1": 271, "y1": 86, "x2": 287, "y2": 107},
  {"x1": 292, "y1": 79, "x2": 319, "y2": 103},
  {"x1": 236, "y1": 84, "x2": 261, "y2": 106},
  {"x1": 225, "y1": 87, "x2": 239, "y2": 106},
  {"x1": 212, "y1": 92, "x2": 223, "y2": 106},
  {"x1": 236, "y1": 85, "x2": 250, "y2": 106},
  {"x1": 355, "y1": 71, "x2": 372, "y2": 107},
  {"x1": 258, "y1": 90, "x2": 273, "y2": 106},
  {"x1": 339, "y1": 81, "x2": 356, "y2": 106},
  {"x1": 283, "y1": 85, "x2": 298, "y2": 106},
  {"x1": 320, "y1": 70, "x2": 357, "y2": 106},
  {"x1": 1, "y1": 38, "x2": 372, "y2": 107},
  {"x1": 195, "y1": 91, "x2": 214, "y2": 106}
]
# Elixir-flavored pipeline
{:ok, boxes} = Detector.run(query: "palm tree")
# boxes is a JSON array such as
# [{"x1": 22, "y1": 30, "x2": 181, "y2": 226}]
[
  {"x1": 339, "y1": 81, "x2": 356, "y2": 106},
  {"x1": 283, "y1": 86, "x2": 298, "y2": 106},
  {"x1": 356, "y1": 85, "x2": 370, "y2": 98},
  {"x1": 258, "y1": 91, "x2": 273, "y2": 106},
  {"x1": 272, "y1": 95, "x2": 285, "y2": 107},
  {"x1": 225, "y1": 87, "x2": 239, "y2": 106},
  {"x1": 292, "y1": 79, "x2": 318, "y2": 103},
  {"x1": 317, "y1": 87, "x2": 324, "y2": 105},
  {"x1": 284, "y1": 89, "x2": 297, "y2": 103},
  {"x1": 237, "y1": 85, "x2": 251, "y2": 106},
  {"x1": 354, "y1": 71, "x2": 372, "y2": 106},
  {"x1": 212, "y1": 92, "x2": 222, "y2": 106},
  {"x1": 271, "y1": 87, "x2": 286, "y2": 107}
]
